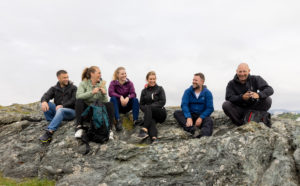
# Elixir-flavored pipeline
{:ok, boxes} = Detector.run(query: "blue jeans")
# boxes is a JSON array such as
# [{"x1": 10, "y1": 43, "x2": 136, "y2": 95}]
[
  {"x1": 110, "y1": 97, "x2": 139, "y2": 121},
  {"x1": 43, "y1": 102, "x2": 76, "y2": 131}
]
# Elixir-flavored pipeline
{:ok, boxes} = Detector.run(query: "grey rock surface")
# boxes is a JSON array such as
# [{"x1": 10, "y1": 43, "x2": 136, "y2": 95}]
[{"x1": 0, "y1": 103, "x2": 299, "y2": 185}]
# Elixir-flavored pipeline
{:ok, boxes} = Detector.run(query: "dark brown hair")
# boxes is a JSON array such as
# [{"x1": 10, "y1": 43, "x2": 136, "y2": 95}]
[
  {"x1": 194, "y1": 72, "x2": 205, "y2": 81},
  {"x1": 56, "y1": 70, "x2": 67, "y2": 77}
]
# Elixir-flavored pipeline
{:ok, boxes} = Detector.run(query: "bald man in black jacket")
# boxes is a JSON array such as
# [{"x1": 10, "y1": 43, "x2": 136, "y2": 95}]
[{"x1": 222, "y1": 63, "x2": 274, "y2": 126}]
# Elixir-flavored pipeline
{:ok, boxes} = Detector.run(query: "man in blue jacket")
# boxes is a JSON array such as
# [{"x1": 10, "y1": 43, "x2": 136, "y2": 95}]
[{"x1": 174, "y1": 73, "x2": 214, "y2": 138}]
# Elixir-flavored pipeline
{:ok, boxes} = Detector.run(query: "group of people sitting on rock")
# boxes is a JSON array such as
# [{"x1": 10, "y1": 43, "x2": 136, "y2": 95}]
[{"x1": 39, "y1": 62, "x2": 274, "y2": 144}]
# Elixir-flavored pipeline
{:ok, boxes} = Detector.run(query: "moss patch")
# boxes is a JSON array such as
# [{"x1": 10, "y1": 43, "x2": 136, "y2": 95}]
[
  {"x1": 122, "y1": 116, "x2": 134, "y2": 131},
  {"x1": 0, "y1": 173, "x2": 55, "y2": 186}
]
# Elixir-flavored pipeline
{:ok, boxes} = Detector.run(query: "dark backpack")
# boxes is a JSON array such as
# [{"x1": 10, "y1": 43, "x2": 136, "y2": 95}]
[
  {"x1": 243, "y1": 110, "x2": 271, "y2": 127},
  {"x1": 81, "y1": 101, "x2": 110, "y2": 155}
]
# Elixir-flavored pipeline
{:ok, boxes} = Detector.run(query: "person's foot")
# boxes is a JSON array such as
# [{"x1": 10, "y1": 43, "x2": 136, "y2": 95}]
[
  {"x1": 137, "y1": 128, "x2": 148, "y2": 139},
  {"x1": 109, "y1": 130, "x2": 114, "y2": 140},
  {"x1": 75, "y1": 125, "x2": 83, "y2": 138},
  {"x1": 39, "y1": 130, "x2": 53, "y2": 142},
  {"x1": 133, "y1": 120, "x2": 143, "y2": 127},
  {"x1": 115, "y1": 119, "x2": 123, "y2": 131},
  {"x1": 151, "y1": 137, "x2": 158, "y2": 144},
  {"x1": 192, "y1": 127, "x2": 202, "y2": 138}
]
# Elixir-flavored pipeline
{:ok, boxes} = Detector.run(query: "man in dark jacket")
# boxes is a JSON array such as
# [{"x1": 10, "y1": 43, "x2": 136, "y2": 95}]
[
  {"x1": 39, "y1": 70, "x2": 77, "y2": 142},
  {"x1": 222, "y1": 63, "x2": 274, "y2": 126},
  {"x1": 174, "y1": 73, "x2": 214, "y2": 138}
]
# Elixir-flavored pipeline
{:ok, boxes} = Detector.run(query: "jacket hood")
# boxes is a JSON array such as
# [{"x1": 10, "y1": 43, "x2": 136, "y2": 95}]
[{"x1": 112, "y1": 78, "x2": 131, "y2": 86}]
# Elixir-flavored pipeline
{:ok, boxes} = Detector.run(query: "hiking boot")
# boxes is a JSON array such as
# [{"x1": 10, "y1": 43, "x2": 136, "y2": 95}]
[
  {"x1": 109, "y1": 130, "x2": 114, "y2": 140},
  {"x1": 133, "y1": 120, "x2": 143, "y2": 127},
  {"x1": 115, "y1": 119, "x2": 123, "y2": 131},
  {"x1": 75, "y1": 125, "x2": 83, "y2": 138},
  {"x1": 151, "y1": 138, "x2": 159, "y2": 144},
  {"x1": 192, "y1": 127, "x2": 202, "y2": 138},
  {"x1": 137, "y1": 129, "x2": 148, "y2": 139},
  {"x1": 39, "y1": 130, "x2": 53, "y2": 142}
]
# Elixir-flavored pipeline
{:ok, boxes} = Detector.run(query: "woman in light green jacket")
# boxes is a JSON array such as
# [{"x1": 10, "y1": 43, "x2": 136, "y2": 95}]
[{"x1": 74, "y1": 66, "x2": 114, "y2": 138}]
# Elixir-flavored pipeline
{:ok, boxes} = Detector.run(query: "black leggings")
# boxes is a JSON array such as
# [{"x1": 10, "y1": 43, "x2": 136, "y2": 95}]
[
  {"x1": 75, "y1": 99, "x2": 115, "y2": 129},
  {"x1": 141, "y1": 105, "x2": 167, "y2": 139}
]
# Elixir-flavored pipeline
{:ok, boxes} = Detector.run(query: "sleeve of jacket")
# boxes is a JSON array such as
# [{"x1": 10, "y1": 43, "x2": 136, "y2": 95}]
[
  {"x1": 41, "y1": 87, "x2": 55, "y2": 103},
  {"x1": 140, "y1": 89, "x2": 146, "y2": 106},
  {"x1": 181, "y1": 90, "x2": 192, "y2": 118},
  {"x1": 151, "y1": 87, "x2": 166, "y2": 108},
  {"x1": 256, "y1": 76, "x2": 274, "y2": 99},
  {"x1": 101, "y1": 85, "x2": 108, "y2": 102},
  {"x1": 225, "y1": 81, "x2": 244, "y2": 104},
  {"x1": 108, "y1": 81, "x2": 121, "y2": 98},
  {"x1": 63, "y1": 85, "x2": 77, "y2": 108},
  {"x1": 76, "y1": 82, "x2": 93, "y2": 100},
  {"x1": 200, "y1": 90, "x2": 214, "y2": 119},
  {"x1": 128, "y1": 82, "x2": 137, "y2": 99}
]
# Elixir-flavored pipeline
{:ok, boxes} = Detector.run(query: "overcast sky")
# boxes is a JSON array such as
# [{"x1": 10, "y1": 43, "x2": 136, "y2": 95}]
[{"x1": 0, "y1": 0, "x2": 299, "y2": 110}]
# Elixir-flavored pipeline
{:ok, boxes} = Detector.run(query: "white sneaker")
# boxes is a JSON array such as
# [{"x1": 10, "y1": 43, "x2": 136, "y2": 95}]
[
  {"x1": 75, "y1": 129, "x2": 83, "y2": 138},
  {"x1": 109, "y1": 130, "x2": 114, "y2": 140}
]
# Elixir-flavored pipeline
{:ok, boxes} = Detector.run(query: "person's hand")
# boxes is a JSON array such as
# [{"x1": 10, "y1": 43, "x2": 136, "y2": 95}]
[
  {"x1": 195, "y1": 117, "x2": 202, "y2": 127},
  {"x1": 41, "y1": 102, "x2": 49, "y2": 112},
  {"x1": 242, "y1": 91, "x2": 252, "y2": 101},
  {"x1": 250, "y1": 92, "x2": 259, "y2": 99},
  {"x1": 186, "y1": 118, "x2": 193, "y2": 127},
  {"x1": 56, "y1": 105, "x2": 63, "y2": 110},
  {"x1": 124, "y1": 97, "x2": 129, "y2": 106},
  {"x1": 99, "y1": 87, "x2": 106, "y2": 94},
  {"x1": 120, "y1": 96, "x2": 126, "y2": 107},
  {"x1": 92, "y1": 87, "x2": 100, "y2": 94}
]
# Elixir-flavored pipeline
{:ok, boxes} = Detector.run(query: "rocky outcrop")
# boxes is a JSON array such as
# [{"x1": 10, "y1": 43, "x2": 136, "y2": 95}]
[{"x1": 0, "y1": 103, "x2": 299, "y2": 185}]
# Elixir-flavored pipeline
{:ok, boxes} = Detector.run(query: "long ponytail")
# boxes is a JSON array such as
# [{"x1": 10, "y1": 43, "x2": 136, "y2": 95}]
[{"x1": 81, "y1": 66, "x2": 99, "y2": 81}]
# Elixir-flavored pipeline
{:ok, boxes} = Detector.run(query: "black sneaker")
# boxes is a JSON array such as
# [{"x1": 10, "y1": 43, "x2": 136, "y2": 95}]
[
  {"x1": 151, "y1": 138, "x2": 159, "y2": 144},
  {"x1": 137, "y1": 129, "x2": 148, "y2": 139},
  {"x1": 192, "y1": 127, "x2": 202, "y2": 138},
  {"x1": 39, "y1": 130, "x2": 53, "y2": 142},
  {"x1": 133, "y1": 120, "x2": 143, "y2": 127},
  {"x1": 115, "y1": 119, "x2": 123, "y2": 131}
]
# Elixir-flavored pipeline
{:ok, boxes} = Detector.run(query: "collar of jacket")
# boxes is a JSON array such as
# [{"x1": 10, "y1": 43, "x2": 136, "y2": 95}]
[
  {"x1": 233, "y1": 74, "x2": 251, "y2": 84},
  {"x1": 188, "y1": 85, "x2": 207, "y2": 93},
  {"x1": 54, "y1": 81, "x2": 73, "y2": 90},
  {"x1": 115, "y1": 78, "x2": 130, "y2": 86},
  {"x1": 145, "y1": 84, "x2": 158, "y2": 89}
]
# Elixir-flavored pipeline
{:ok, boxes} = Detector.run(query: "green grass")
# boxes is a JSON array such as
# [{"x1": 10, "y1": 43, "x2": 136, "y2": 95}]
[
  {"x1": 0, "y1": 174, "x2": 55, "y2": 186},
  {"x1": 278, "y1": 113, "x2": 300, "y2": 120}
]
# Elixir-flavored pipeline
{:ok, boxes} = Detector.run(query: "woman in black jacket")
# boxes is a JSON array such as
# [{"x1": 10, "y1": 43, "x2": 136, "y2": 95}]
[{"x1": 138, "y1": 71, "x2": 167, "y2": 143}]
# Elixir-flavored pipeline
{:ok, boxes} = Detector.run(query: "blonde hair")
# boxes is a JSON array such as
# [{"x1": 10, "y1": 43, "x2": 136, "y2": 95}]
[
  {"x1": 146, "y1": 71, "x2": 156, "y2": 80},
  {"x1": 81, "y1": 66, "x2": 99, "y2": 81},
  {"x1": 113, "y1": 67, "x2": 126, "y2": 81}
]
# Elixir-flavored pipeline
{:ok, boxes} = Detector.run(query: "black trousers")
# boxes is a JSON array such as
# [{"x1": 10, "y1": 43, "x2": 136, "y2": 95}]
[
  {"x1": 141, "y1": 105, "x2": 167, "y2": 139},
  {"x1": 75, "y1": 99, "x2": 115, "y2": 129},
  {"x1": 173, "y1": 110, "x2": 213, "y2": 136},
  {"x1": 222, "y1": 97, "x2": 272, "y2": 126}
]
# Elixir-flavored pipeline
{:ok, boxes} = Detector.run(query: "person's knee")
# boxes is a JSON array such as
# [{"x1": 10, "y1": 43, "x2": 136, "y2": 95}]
[
  {"x1": 110, "y1": 96, "x2": 118, "y2": 103},
  {"x1": 173, "y1": 110, "x2": 182, "y2": 118},
  {"x1": 222, "y1": 101, "x2": 232, "y2": 112},
  {"x1": 265, "y1": 97, "x2": 272, "y2": 107}
]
